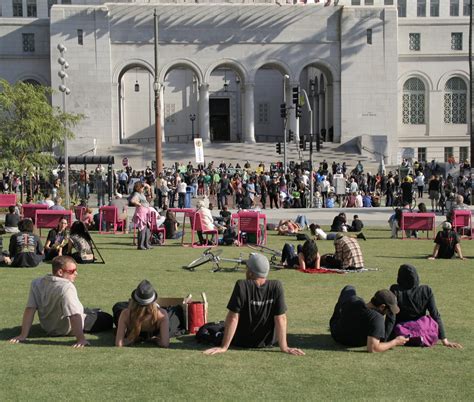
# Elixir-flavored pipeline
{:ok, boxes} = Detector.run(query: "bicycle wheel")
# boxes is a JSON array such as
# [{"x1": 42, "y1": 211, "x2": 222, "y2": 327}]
[
  {"x1": 247, "y1": 244, "x2": 282, "y2": 257},
  {"x1": 185, "y1": 249, "x2": 223, "y2": 270}
]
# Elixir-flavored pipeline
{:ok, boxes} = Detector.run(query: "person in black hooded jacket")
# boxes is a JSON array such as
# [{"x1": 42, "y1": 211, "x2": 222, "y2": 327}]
[{"x1": 385, "y1": 264, "x2": 462, "y2": 349}]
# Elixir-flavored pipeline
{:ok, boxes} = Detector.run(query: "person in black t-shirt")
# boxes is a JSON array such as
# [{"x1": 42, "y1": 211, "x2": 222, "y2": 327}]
[
  {"x1": 204, "y1": 253, "x2": 304, "y2": 356},
  {"x1": 428, "y1": 221, "x2": 465, "y2": 260},
  {"x1": 330, "y1": 285, "x2": 408, "y2": 353},
  {"x1": 4, "y1": 205, "x2": 20, "y2": 233}
]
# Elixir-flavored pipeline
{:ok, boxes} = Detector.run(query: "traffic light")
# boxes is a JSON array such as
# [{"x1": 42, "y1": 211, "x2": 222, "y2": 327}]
[
  {"x1": 280, "y1": 103, "x2": 286, "y2": 118},
  {"x1": 276, "y1": 142, "x2": 282, "y2": 155},
  {"x1": 295, "y1": 104, "x2": 302, "y2": 118},
  {"x1": 299, "y1": 135, "x2": 306, "y2": 151},
  {"x1": 288, "y1": 130, "x2": 294, "y2": 142},
  {"x1": 292, "y1": 87, "x2": 299, "y2": 105}
]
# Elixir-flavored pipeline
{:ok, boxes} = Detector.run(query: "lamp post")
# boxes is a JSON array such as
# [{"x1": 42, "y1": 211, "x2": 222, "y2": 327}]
[
  {"x1": 57, "y1": 43, "x2": 71, "y2": 208},
  {"x1": 190, "y1": 114, "x2": 196, "y2": 139},
  {"x1": 153, "y1": 9, "x2": 163, "y2": 175},
  {"x1": 282, "y1": 74, "x2": 289, "y2": 174}
]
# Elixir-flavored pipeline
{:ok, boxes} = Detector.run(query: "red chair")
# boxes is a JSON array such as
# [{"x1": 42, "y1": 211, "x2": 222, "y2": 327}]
[
  {"x1": 74, "y1": 206, "x2": 86, "y2": 221},
  {"x1": 99, "y1": 206, "x2": 125, "y2": 234},
  {"x1": 452, "y1": 210, "x2": 472, "y2": 239},
  {"x1": 35, "y1": 210, "x2": 73, "y2": 236},
  {"x1": 190, "y1": 211, "x2": 218, "y2": 248},
  {"x1": 133, "y1": 210, "x2": 166, "y2": 245},
  {"x1": 22, "y1": 204, "x2": 48, "y2": 223},
  {"x1": 236, "y1": 211, "x2": 267, "y2": 246},
  {"x1": 0, "y1": 193, "x2": 17, "y2": 208}
]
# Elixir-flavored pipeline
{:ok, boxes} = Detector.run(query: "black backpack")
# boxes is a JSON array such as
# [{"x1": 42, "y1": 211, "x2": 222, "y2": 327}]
[{"x1": 195, "y1": 321, "x2": 225, "y2": 346}]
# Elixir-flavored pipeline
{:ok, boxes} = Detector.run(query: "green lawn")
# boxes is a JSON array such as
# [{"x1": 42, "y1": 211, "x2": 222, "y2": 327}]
[{"x1": 1, "y1": 228, "x2": 473, "y2": 401}]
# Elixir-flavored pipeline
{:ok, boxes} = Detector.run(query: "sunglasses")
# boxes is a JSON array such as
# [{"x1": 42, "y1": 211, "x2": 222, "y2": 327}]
[{"x1": 63, "y1": 268, "x2": 77, "y2": 274}]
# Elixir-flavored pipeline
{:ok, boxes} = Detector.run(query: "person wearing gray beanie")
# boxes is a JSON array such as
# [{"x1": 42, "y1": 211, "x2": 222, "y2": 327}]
[{"x1": 204, "y1": 253, "x2": 304, "y2": 356}]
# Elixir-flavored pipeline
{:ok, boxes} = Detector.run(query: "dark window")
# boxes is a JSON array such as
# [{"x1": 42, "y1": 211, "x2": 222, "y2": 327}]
[
  {"x1": 430, "y1": 0, "x2": 439, "y2": 16},
  {"x1": 417, "y1": 0, "x2": 426, "y2": 17},
  {"x1": 13, "y1": 0, "x2": 23, "y2": 17},
  {"x1": 48, "y1": 0, "x2": 57, "y2": 17},
  {"x1": 367, "y1": 29, "x2": 372, "y2": 45},
  {"x1": 398, "y1": 0, "x2": 407, "y2": 17},
  {"x1": 463, "y1": 0, "x2": 470, "y2": 16},
  {"x1": 22, "y1": 33, "x2": 35, "y2": 52},
  {"x1": 451, "y1": 33, "x2": 463, "y2": 50},
  {"x1": 365, "y1": 0, "x2": 374, "y2": 5},
  {"x1": 77, "y1": 29, "x2": 83, "y2": 45},
  {"x1": 27, "y1": 0, "x2": 37, "y2": 17},
  {"x1": 409, "y1": 33, "x2": 421, "y2": 51},
  {"x1": 384, "y1": 0, "x2": 394, "y2": 5},
  {"x1": 351, "y1": 0, "x2": 361, "y2": 5},
  {"x1": 450, "y1": 0, "x2": 460, "y2": 16}
]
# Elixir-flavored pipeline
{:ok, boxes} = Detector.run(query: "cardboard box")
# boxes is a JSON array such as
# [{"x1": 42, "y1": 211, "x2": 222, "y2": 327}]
[{"x1": 158, "y1": 293, "x2": 207, "y2": 334}]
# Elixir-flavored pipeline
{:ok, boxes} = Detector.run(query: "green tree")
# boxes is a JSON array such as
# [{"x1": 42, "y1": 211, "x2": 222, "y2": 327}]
[{"x1": 0, "y1": 79, "x2": 84, "y2": 175}]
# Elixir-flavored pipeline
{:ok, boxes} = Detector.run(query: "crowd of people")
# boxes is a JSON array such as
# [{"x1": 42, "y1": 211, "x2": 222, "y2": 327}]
[{"x1": 2, "y1": 157, "x2": 471, "y2": 356}]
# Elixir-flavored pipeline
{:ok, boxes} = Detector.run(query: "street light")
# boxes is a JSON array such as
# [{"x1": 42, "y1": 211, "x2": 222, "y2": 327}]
[
  {"x1": 57, "y1": 43, "x2": 70, "y2": 208},
  {"x1": 189, "y1": 114, "x2": 196, "y2": 139}
]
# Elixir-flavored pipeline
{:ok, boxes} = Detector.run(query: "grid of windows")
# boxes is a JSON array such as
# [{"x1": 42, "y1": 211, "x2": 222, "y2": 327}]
[
  {"x1": 444, "y1": 147, "x2": 454, "y2": 163},
  {"x1": 450, "y1": 0, "x2": 460, "y2": 16},
  {"x1": 366, "y1": 29, "x2": 372, "y2": 44},
  {"x1": 27, "y1": 0, "x2": 36, "y2": 17},
  {"x1": 451, "y1": 33, "x2": 463, "y2": 50},
  {"x1": 444, "y1": 77, "x2": 467, "y2": 124},
  {"x1": 165, "y1": 104, "x2": 176, "y2": 124},
  {"x1": 258, "y1": 103, "x2": 269, "y2": 125},
  {"x1": 409, "y1": 33, "x2": 421, "y2": 51},
  {"x1": 430, "y1": 0, "x2": 440, "y2": 16},
  {"x1": 459, "y1": 147, "x2": 469, "y2": 163},
  {"x1": 384, "y1": 0, "x2": 394, "y2": 4},
  {"x1": 403, "y1": 78, "x2": 425, "y2": 125},
  {"x1": 13, "y1": 0, "x2": 23, "y2": 17},
  {"x1": 417, "y1": 0, "x2": 426, "y2": 17},
  {"x1": 398, "y1": 0, "x2": 407, "y2": 17},
  {"x1": 417, "y1": 148, "x2": 427, "y2": 163},
  {"x1": 463, "y1": 0, "x2": 470, "y2": 16},
  {"x1": 22, "y1": 33, "x2": 35, "y2": 52}
]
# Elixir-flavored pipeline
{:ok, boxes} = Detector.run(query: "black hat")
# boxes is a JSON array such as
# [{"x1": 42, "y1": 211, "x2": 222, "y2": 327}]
[
  {"x1": 131, "y1": 280, "x2": 158, "y2": 306},
  {"x1": 371, "y1": 289, "x2": 400, "y2": 315}
]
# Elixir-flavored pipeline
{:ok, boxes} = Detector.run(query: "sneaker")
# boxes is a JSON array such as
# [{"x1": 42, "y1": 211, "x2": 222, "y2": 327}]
[{"x1": 357, "y1": 232, "x2": 367, "y2": 241}]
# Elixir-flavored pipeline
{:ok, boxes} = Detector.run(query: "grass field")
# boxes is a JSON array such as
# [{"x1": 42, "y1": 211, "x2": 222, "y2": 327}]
[{"x1": 1, "y1": 227, "x2": 473, "y2": 401}]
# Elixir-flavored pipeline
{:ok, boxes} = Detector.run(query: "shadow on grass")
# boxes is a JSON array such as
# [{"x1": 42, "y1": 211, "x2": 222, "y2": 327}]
[{"x1": 0, "y1": 324, "x2": 115, "y2": 347}]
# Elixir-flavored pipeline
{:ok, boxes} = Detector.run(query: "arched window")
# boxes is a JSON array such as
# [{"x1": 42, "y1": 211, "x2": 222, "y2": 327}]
[
  {"x1": 444, "y1": 77, "x2": 467, "y2": 124},
  {"x1": 402, "y1": 78, "x2": 425, "y2": 124}
]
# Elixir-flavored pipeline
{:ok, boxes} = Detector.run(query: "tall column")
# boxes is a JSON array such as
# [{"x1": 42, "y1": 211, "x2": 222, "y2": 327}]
[
  {"x1": 326, "y1": 83, "x2": 333, "y2": 133},
  {"x1": 332, "y1": 80, "x2": 341, "y2": 143},
  {"x1": 160, "y1": 84, "x2": 165, "y2": 142},
  {"x1": 243, "y1": 82, "x2": 256, "y2": 143},
  {"x1": 199, "y1": 83, "x2": 210, "y2": 142},
  {"x1": 314, "y1": 94, "x2": 320, "y2": 138},
  {"x1": 319, "y1": 90, "x2": 326, "y2": 138}
]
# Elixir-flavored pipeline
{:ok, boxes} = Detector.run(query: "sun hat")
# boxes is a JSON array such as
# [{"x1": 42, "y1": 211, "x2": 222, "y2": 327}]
[{"x1": 131, "y1": 280, "x2": 158, "y2": 306}]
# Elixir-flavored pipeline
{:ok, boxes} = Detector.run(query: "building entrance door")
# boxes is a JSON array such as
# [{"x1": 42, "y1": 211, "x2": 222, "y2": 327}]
[{"x1": 209, "y1": 98, "x2": 230, "y2": 141}]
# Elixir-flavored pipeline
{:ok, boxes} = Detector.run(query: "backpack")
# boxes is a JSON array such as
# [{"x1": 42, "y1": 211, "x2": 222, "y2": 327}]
[{"x1": 195, "y1": 321, "x2": 225, "y2": 346}]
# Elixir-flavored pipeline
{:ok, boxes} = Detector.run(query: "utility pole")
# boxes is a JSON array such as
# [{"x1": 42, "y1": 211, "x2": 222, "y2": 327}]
[
  {"x1": 153, "y1": 9, "x2": 163, "y2": 175},
  {"x1": 301, "y1": 89, "x2": 313, "y2": 209}
]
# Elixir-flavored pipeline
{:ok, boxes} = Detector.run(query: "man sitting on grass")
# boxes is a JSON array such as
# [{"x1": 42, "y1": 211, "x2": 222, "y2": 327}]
[
  {"x1": 204, "y1": 253, "x2": 305, "y2": 356},
  {"x1": 330, "y1": 285, "x2": 408, "y2": 353},
  {"x1": 428, "y1": 221, "x2": 465, "y2": 260},
  {"x1": 9, "y1": 256, "x2": 113, "y2": 348}
]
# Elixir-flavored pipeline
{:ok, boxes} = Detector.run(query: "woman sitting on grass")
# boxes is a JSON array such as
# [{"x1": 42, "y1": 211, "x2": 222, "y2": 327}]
[
  {"x1": 114, "y1": 280, "x2": 169, "y2": 347},
  {"x1": 385, "y1": 264, "x2": 462, "y2": 349},
  {"x1": 67, "y1": 221, "x2": 94, "y2": 264},
  {"x1": 44, "y1": 217, "x2": 69, "y2": 260},
  {"x1": 5, "y1": 218, "x2": 44, "y2": 267},
  {"x1": 281, "y1": 239, "x2": 320, "y2": 270}
]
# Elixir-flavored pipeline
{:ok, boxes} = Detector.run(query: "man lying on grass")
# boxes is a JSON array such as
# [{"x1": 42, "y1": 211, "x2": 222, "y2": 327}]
[
  {"x1": 204, "y1": 253, "x2": 305, "y2": 356},
  {"x1": 330, "y1": 285, "x2": 408, "y2": 353},
  {"x1": 9, "y1": 256, "x2": 113, "y2": 348}
]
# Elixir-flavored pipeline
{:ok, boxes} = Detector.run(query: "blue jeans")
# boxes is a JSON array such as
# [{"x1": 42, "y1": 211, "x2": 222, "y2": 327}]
[{"x1": 295, "y1": 215, "x2": 309, "y2": 229}]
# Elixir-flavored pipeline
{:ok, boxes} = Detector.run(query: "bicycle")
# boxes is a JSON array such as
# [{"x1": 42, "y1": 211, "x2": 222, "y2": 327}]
[{"x1": 184, "y1": 247, "x2": 283, "y2": 272}]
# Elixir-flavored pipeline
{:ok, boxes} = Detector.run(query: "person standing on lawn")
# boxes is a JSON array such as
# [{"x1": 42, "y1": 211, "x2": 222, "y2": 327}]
[
  {"x1": 329, "y1": 285, "x2": 408, "y2": 353},
  {"x1": 9, "y1": 256, "x2": 113, "y2": 347},
  {"x1": 204, "y1": 253, "x2": 305, "y2": 356}
]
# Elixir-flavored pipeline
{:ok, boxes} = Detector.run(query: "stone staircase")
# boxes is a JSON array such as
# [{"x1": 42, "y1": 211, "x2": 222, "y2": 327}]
[{"x1": 105, "y1": 140, "x2": 380, "y2": 172}]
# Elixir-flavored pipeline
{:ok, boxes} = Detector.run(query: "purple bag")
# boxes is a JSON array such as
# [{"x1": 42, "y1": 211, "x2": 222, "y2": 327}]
[{"x1": 394, "y1": 315, "x2": 439, "y2": 347}]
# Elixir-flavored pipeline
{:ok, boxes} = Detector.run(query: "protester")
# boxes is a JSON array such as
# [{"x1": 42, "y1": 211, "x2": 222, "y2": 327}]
[
  {"x1": 9, "y1": 256, "x2": 113, "y2": 347},
  {"x1": 329, "y1": 285, "x2": 408, "y2": 352},
  {"x1": 385, "y1": 264, "x2": 462, "y2": 349},
  {"x1": 428, "y1": 221, "x2": 465, "y2": 260},
  {"x1": 204, "y1": 253, "x2": 304, "y2": 356},
  {"x1": 113, "y1": 280, "x2": 170, "y2": 347}
]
